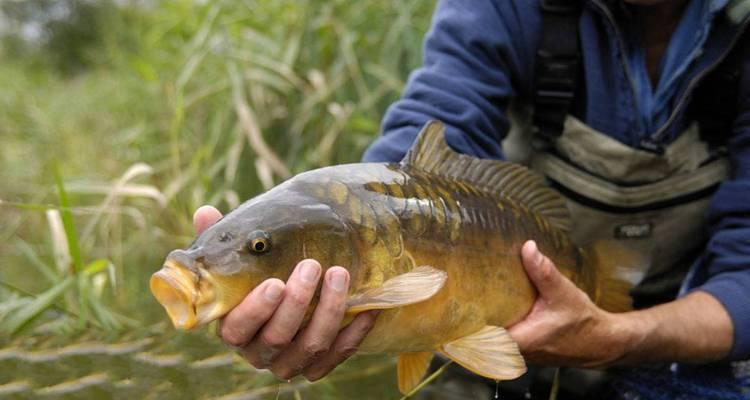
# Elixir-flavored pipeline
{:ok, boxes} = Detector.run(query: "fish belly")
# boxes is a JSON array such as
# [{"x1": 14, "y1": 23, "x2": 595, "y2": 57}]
[{"x1": 357, "y1": 237, "x2": 537, "y2": 353}]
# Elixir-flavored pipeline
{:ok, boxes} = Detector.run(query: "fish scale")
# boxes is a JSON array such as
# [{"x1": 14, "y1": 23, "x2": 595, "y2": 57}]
[{"x1": 305, "y1": 163, "x2": 585, "y2": 349}]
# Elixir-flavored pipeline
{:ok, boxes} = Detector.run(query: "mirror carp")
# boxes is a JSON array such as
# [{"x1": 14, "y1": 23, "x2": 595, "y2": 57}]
[{"x1": 150, "y1": 121, "x2": 635, "y2": 394}]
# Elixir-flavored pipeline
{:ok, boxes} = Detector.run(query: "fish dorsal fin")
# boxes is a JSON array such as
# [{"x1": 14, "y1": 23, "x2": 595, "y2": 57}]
[
  {"x1": 439, "y1": 325, "x2": 526, "y2": 381},
  {"x1": 345, "y1": 266, "x2": 447, "y2": 313},
  {"x1": 397, "y1": 352, "x2": 434, "y2": 394},
  {"x1": 402, "y1": 121, "x2": 571, "y2": 232}
]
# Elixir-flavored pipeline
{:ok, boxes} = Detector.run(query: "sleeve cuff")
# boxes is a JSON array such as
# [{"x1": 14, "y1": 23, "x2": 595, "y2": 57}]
[{"x1": 697, "y1": 272, "x2": 750, "y2": 361}]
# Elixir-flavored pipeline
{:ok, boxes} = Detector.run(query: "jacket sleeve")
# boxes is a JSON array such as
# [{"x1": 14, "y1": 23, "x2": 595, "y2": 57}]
[
  {"x1": 361, "y1": 0, "x2": 540, "y2": 163},
  {"x1": 694, "y1": 42, "x2": 750, "y2": 361}
]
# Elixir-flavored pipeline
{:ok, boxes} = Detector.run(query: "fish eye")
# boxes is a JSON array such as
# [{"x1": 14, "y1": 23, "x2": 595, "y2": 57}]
[{"x1": 248, "y1": 230, "x2": 271, "y2": 254}]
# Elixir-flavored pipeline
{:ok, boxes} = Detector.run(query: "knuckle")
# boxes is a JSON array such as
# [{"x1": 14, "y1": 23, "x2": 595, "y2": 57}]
[
  {"x1": 221, "y1": 330, "x2": 246, "y2": 348},
  {"x1": 220, "y1": 324, "x2": 249, "y2": 348},
  {"x1": 241, "y1": 351, "x2": 267, "y2": 370},
  {"x1": 249, "y1": 359, "x2": 268, "y2": 370},
  {"x1": 320, "y1": 299, "x2": 346, "y2": 316},
  {"x1": 288, "y1": 291, "x2": 311, "y2": 307},
  {"x1": 336, "y1": 344, "x2": 359, "y2": 360},
  {"x1": 261, "y1": 331, "x2": 290, "y2": 349},
  {"x1": 356, "y1": 314, "x2": 377, "y2": 333},
  {"x1": 242, "y1": 313, "x2": 266, "y2": 330},
  {"x1": 540, "y1": 262, "x2": 555, "y2": 281},
  {"x1": 302, "y1": 341, "x2": 329, "y2": 358}
]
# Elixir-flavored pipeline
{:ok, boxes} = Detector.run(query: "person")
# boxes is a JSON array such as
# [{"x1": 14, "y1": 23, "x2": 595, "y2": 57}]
[{"x1": 194, "y1": 0, "x2": 750, "y2": 396}]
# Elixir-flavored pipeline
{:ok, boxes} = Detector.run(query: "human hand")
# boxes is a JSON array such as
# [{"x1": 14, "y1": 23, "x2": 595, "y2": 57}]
[
  {"x1": 507, "y1": 240, "x2": 627, "y2": 368},
  {"x1": 192, "y1": 205, "x2": 379, "y2": 380}
]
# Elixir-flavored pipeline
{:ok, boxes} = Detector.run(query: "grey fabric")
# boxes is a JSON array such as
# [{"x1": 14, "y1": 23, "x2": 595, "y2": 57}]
[{"x1": 519, "y1": 116, "x2": 729, "y2": 307}]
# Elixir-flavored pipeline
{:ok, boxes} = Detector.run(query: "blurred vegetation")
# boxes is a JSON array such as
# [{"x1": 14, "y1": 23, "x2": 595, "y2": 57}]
[{"x1": 0, "y1": 0, "x2": 433, "y2": 397}]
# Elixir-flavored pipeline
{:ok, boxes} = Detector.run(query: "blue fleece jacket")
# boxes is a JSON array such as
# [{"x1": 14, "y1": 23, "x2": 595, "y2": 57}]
[{"x1": 362, "y1": 0, "x2": 750, "y2": 361}]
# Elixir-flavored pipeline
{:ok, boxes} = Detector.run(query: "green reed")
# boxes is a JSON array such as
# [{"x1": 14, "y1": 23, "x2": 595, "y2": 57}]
[{"x1": 0, "y1": 0, "x2": 432, "y2": 342}]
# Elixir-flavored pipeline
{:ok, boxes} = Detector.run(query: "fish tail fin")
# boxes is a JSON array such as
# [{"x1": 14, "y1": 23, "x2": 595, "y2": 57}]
[{"x1": 587, "y1": 240, "x2": 645, "y2": 313}]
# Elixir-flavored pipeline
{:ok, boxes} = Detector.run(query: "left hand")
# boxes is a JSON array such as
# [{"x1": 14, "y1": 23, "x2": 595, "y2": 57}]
[
  {"x1": 193, "y1": 205, "x2": 379, "y2": 381},
  {"x1": 507, "y1": 240, "x2": 627, "y2": 368}
]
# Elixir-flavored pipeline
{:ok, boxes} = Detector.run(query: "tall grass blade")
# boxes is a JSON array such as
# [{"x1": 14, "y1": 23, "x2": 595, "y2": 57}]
[
  {"x1": 1, "y1": 276, "x2": 75, "y2": 336},
  {"x1": 53, "y1": 168, "x2": 83, "y2": 274},
  {"x1": 399, "y1": 360, "x2": 453, "y2": 400},
  {"x1": 78, "y1": 162, "x2": 165, "y2": 241},
  {"x1": 15, "y1": 239, "x2": 59, "y2": 284},
  {"x1": 46, "y1": 209, "x2": 72, "y2": 275},
  {"x1": 228, "y1": 61, "x2": 291, "y2": 179}
]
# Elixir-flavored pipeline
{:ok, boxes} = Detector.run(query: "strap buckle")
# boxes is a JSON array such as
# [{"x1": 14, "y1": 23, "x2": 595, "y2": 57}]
[{"x1": 639, "y1": 138, "x2": 665, "y2": 154}]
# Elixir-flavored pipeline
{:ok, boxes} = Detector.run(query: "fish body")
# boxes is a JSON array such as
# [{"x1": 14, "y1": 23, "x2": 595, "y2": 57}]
[
  {"x1": 150, "y1": 121, "x2": 633, "y2": 393},
  {"x1": 298, "y1": 163, "x2": 584, "y2": 353}
]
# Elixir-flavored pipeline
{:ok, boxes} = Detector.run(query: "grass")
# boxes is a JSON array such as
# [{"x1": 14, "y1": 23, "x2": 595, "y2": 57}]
[{"x1": 0, "y1": 0, "x2": 433, "y2": 397}]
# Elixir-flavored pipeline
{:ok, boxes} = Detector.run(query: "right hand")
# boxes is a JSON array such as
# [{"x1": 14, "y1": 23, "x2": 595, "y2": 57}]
[{"x1": 193, "y1": 205, "x2": 379, "y2": 381}]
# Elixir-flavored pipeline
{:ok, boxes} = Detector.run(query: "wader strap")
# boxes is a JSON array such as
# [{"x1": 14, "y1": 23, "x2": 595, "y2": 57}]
[{"x1": 532, "y1": 0, "x2": 583, "y2": 150}]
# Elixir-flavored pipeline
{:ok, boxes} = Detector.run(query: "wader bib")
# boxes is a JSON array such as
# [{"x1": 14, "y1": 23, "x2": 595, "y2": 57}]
[
  {"x1": 527, "y1": 0, "x2": 738, "y2": 308},
  {"x1": 485, "y1": 1, "x2": 742, "y2": 398},
  {"x1": 526, "y1": 117, "x2": 729, "y2": 308},
  {"x1": 489, "y1": 110, "x2": 731, "y2": 400}
]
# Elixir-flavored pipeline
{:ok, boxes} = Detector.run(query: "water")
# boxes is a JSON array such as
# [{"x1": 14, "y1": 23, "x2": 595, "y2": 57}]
[{"x1": 0, "y1": 327, "x2": 399, "y2": 399}]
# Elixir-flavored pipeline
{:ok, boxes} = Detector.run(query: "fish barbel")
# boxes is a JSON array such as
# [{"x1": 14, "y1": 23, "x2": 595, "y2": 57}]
[{"x1": 150, "y1": 121, "x2": 634, "y2": 393}]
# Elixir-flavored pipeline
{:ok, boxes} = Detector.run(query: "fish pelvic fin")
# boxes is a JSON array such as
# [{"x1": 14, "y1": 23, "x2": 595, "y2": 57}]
[
  {"x1": 397, "y1": 351, "x2": 434, "y2": 394},
  {"x1": 587, "y1": 240, "x2": 643, "y2": 313},
  {"x1": 345, "y1": 266, "x2": 447, "y2": 313},
  {"x1": 438, "y1": 326, "x2": 526, "y2": 381},
  {"x1": 401, "y1": 121, "x2": 571, "y2": 232}
]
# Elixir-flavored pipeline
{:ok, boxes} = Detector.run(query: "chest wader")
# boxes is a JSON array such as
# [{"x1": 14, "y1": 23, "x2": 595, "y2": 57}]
[
  {"x1": 492, "y1": 1, "x2": 741, "y2": 398},
  {"x1": 497, "y1": 114, "x2": 730, "y2": 399},
  {"x1": 528, "y1": 117, "x2": 729, "y2": 308},
  {"x1": 526, "y1": 1, "x2": 735, "y2": 309},
  {"x1": 532, "y1": 0, "x2": 740, "y2": 308}
]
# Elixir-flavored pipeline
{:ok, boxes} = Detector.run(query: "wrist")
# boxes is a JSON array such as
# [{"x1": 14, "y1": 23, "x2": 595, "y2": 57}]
[{"x1": 604, "y1": 310, "x2": 650, "y2": 367}]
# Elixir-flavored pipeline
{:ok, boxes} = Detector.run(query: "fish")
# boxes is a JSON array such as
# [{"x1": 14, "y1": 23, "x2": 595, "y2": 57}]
[{"x1": 150, "y1": 121, "x2": 635, "y2": 394}]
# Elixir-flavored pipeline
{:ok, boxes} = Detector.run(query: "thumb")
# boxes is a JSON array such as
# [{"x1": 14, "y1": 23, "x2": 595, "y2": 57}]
[
  {"x1": 193, "y1": 205, "x2": 223, "y2": 234},
  {"x1": 521, "y1": 240, "x2": 568, "y2": 300}
]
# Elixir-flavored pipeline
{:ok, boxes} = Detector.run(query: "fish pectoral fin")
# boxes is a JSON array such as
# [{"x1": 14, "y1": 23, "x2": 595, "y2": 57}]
[
  {"x1": 346, "y1": 266, "x2": 447, "y2": 313},
  {"x1": 438, "y1": 326, "x2": 526, "y2": 381},
  {"x1": 397, "y1": 351, "x2": 434, "y2": 394}
]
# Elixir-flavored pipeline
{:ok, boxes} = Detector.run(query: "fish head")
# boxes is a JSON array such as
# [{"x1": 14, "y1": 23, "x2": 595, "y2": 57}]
[{"x1": 150, "y1": 189, "x2": 354, "y2": 330}]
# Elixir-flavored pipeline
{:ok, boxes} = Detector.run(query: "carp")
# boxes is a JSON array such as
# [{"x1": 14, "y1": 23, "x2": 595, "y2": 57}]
[{"x1": 150, "y1": 121, "x2": 634, "y2": 394}]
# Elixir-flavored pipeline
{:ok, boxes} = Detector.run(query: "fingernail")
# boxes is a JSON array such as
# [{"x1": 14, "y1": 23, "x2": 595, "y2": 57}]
[
  {"x1": 329, "y1": 270, "x2": 348, "y2": 292},
  {"x1": 300, "y1": 261, "x2": 320, "y2": 283},
  {"x1": 265, "y1": 282, "x2": 283, "y2": 301}
]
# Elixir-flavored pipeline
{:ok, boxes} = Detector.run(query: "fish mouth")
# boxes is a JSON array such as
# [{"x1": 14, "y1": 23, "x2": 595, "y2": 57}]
[
  {"x1": 150, "y1": 260, "x2": 202, "y2": 329},
  {"x1": 150, "y1": 259, "x2": 253, "y2": 330}
]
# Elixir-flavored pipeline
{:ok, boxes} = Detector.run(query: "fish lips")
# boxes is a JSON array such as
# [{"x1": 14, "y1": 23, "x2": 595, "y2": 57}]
[{"x1": 150, "y1": 261, "x2": 204, "y2": 330}]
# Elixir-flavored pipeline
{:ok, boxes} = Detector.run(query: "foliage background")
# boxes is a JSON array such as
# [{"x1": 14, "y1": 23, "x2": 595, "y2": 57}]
[{"x1": 0, "y1": 0, "x2": 434, "y2": 397}]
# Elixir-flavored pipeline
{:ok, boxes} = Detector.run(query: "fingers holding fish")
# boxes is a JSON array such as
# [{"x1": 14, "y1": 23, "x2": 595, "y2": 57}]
[
  {"x1": 238, "y1": 259, "x2": 322, "y2": 368},
  {"x1": 219, "y1": 279, "x2": 286, "y2": 348},
  {"x1": 509, "y1": 240, "x2": 618, "y2": 367},
  {"x1": 521, "y1": 240, "x2": 568, "y2": 300},
  {"x1": 302, "y1": 310, "x2": 380, "y2": 381},
  {"x1": 192, "y1": 205, "x2": 223, "y2": 234},
  {"x1": 268, "y1": 267, "x2": 351, "y2": 379}
]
